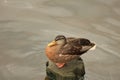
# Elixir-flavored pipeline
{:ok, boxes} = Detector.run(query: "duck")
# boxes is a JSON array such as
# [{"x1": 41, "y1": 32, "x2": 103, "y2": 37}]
[{"x1": 45, "y1": 35, "x2": 96, "y2": 68}]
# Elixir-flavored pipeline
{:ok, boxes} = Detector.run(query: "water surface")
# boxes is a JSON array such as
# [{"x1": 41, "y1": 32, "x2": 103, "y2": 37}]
[{"x1": 0, "y1": 0, "x2": 120, "y2": 80}]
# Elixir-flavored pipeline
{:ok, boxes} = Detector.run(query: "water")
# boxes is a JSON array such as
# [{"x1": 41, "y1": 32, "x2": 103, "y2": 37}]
[{"x1": 0, "y1": 0, "x2": 120, "y2": 80}]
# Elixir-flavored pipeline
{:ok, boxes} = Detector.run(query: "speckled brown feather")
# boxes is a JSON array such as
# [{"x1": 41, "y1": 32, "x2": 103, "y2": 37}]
[{"x1": 60, "y1": 38, "x2": 95, "y2": 55}]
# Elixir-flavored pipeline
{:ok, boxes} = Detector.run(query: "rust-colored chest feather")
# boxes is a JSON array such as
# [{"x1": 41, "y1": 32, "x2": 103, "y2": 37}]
[{"x1": 45, "y1": 45, "x2": 60, "y2": 61}]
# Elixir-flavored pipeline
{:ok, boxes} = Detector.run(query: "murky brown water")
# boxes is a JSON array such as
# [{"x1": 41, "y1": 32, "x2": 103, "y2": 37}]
[{"x1": 0, "y1": 0, "x2": 120, "y2": 80}]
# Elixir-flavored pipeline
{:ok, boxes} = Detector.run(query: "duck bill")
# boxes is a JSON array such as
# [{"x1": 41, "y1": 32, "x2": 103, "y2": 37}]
[{"x1": 47, "y1": 41, "x2": 57, "y2": 47}]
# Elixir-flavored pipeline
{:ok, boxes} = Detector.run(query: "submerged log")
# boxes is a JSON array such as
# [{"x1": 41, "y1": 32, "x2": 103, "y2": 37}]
[{"x1": 45, "y1": 58, "x2": 85, "y2": 80}]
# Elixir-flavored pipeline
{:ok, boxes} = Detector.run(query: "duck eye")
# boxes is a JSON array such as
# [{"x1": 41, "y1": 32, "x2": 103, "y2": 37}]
[
  {"x1": 60, "y1": 37, "x2": 64, "y2": 39},
  {"x1": 55, "y1": 37, "x2": 59, "y2": 41},
  {"x1": 55, "y1": 35, "x2": 66, "y2": 41}
]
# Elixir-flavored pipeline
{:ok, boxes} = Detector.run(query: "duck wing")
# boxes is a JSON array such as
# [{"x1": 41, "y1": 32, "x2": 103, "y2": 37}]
[
  {"x1": 66, "y1": 37, "x2": 76, "y2": 42},
  {"x1": 60, "y1": 38, "x2": 95, "y2": 55}
]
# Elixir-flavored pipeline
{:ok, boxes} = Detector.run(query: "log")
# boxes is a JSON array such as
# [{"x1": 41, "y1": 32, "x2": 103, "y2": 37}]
[{"x1": 45, "y1": 58, "x2": 85, "y2": 80}]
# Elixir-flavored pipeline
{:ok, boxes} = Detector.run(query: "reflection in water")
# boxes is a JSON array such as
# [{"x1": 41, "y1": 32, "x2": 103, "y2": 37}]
[{"x1": 0, "y1": 0, "x2": 120, "y2": 80}]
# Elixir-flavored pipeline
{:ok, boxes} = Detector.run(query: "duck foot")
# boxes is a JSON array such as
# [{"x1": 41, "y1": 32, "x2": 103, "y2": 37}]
[{"x1": 56, "y1": 63, "x2": 65, "y2": 68}]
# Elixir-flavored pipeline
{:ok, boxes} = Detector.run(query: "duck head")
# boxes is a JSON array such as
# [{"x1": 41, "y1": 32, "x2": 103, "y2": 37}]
[{"x1": 47, "y1": 35, "x2": 66, "y2": 47}]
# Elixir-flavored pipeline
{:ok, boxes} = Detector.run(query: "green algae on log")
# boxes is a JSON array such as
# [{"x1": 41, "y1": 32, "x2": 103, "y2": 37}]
[{"x1": 46, "y1": 58, "x2": 85, "y2": 80}]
